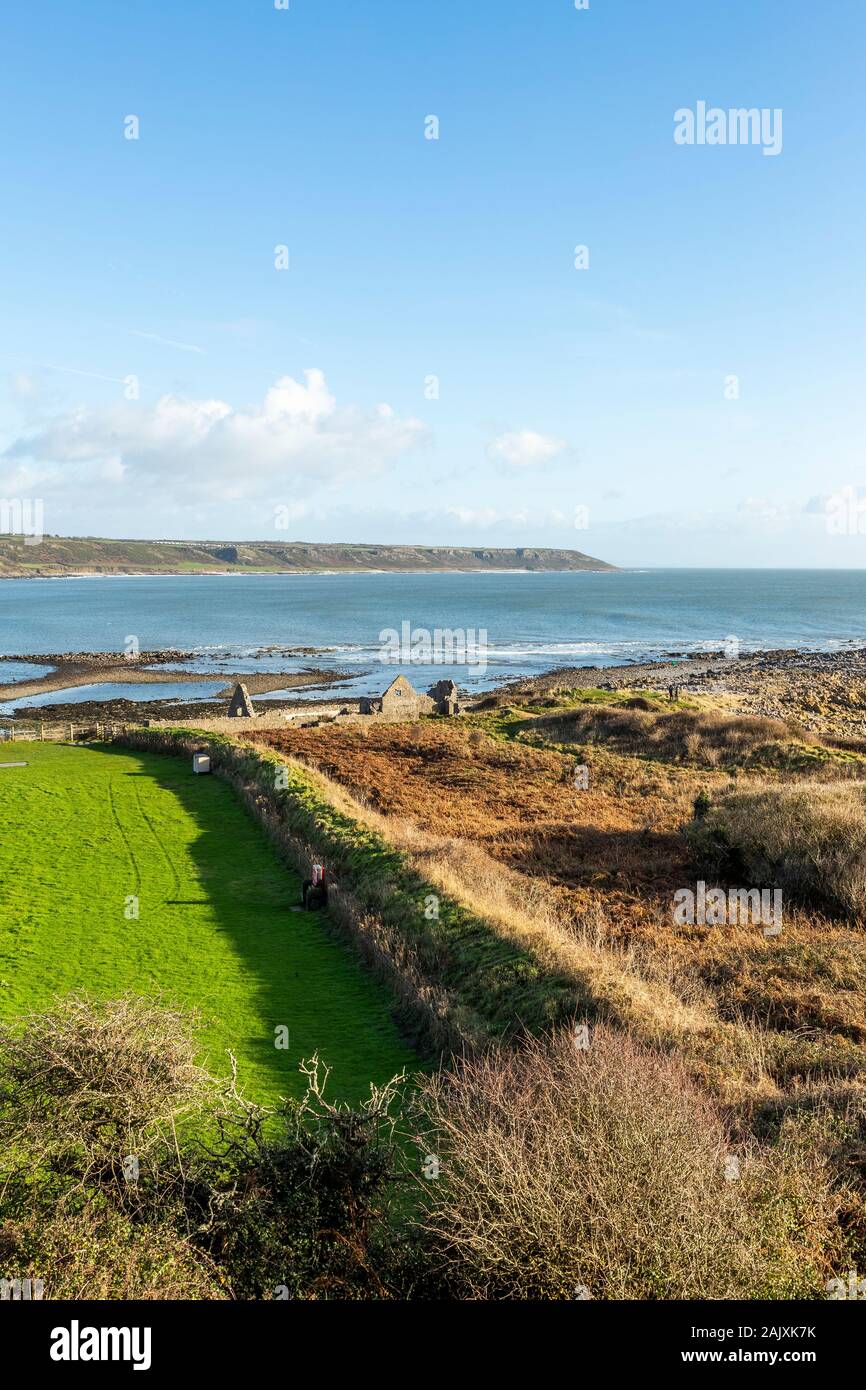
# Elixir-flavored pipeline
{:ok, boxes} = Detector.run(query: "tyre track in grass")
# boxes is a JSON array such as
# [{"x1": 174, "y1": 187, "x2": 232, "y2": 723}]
[
  {"x1": 107, "y1": 779, "x2": 142, "y2": 895},
  {"x1": 133, "y1": 777, "x2": 183, "y2": 900}
]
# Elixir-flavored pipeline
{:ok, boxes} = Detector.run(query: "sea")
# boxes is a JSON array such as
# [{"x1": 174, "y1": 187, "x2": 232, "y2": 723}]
[{"x1": 0, "y1": 569, "x2": 864, "y2": 704}]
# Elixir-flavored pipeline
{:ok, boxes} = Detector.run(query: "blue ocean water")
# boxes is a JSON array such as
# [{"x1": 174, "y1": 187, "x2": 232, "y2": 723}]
[
  {"x1": 0, "y1": 660, "x2": 52, "y2": 683},
  {"x1": 1, "y1": 570, "x2": 863, "y2": 700}
]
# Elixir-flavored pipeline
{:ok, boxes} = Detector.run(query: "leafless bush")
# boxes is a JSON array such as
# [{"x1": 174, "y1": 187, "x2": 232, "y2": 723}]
[
  {"x1": 415, "y1": 1028, "x2": 841, "y2": 1299},
  {"x1": 0, "y1": 994, "x2": 218, "y2": 1201}
]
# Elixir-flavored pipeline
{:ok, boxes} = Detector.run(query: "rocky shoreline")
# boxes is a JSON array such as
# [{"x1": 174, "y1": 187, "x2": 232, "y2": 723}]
[
  {"x1": 500, "y1": 647, "x2": 866, "y2": 740},
  {"x1": 0, "y1": 650, "x2": 354, "y2": 722}
]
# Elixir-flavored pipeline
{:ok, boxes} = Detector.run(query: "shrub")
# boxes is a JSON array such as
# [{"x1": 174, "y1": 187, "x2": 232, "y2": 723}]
[
  {"x1": 414, "y1": 1028, "x2": 842, "y2": 1299},
  {"x1": 0, "y1": 1207, "x2": 224, "y2": 1300},
  {"x1": 0, "y1": 996, "x2": 409, "y2": 1299},
  {"x1": 195, "y1": 1056, "x2": 408, "y2": 1299}
]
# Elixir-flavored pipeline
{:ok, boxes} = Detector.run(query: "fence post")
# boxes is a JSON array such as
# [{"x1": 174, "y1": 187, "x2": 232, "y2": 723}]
[{"x1": 69, "y1": 724, "x2": 74, "y2": 744}]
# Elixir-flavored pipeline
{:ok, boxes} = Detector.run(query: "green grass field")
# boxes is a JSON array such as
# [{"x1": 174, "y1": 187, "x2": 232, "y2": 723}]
[{"x1": 0, "y1": 742, "x2": 418, "y2": 1103}]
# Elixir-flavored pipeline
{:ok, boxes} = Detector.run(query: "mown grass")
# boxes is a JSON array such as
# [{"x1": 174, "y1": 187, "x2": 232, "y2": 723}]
[{"x1": 0, "y1": 742, "x2": 417, "y2": 1103}]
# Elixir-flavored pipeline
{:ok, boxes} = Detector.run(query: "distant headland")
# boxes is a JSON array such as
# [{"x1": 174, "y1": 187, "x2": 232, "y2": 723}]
[{"x1": 0, "y1": 536, "x2": 617, "y2": 578}]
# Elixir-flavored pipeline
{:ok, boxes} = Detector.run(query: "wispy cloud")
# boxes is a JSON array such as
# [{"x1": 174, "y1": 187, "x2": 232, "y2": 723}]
[{"x1": 130, "y1": 330, "x2": 205, "y2": 354}]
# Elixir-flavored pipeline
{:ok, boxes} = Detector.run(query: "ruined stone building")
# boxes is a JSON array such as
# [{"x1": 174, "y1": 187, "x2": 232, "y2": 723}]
[
  {"x1": 427, "y1": 678, "x2": 461, "y2": 715},
  {"x1": 357, "y1": 675, "x2": 462, "y2": 720}
]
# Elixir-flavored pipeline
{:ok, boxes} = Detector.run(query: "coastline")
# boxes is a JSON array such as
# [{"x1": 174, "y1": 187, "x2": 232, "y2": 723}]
[
  {"x1": 3, "y1": 643, "x2": 866, "y2": 741},
  {"x1": 0, "y1": 566, "x2": 617, "y2": 580},
  {"x1": 0, "y1": 650, "x2": 353, "y2": 715}
]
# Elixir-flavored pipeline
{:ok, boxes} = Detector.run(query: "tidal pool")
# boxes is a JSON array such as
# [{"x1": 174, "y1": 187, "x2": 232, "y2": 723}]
[{"x1": 0, "y1": 680, "x2": 227, "y2": 713}]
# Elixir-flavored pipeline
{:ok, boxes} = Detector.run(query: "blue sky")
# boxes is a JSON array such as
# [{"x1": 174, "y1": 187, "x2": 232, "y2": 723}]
[{"x1": 1, "y1": 0, "x2": 864, "y2": 565}]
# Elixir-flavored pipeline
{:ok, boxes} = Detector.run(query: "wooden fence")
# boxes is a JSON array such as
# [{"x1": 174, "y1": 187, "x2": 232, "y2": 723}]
[{"x1": 0, "y1": 721, "x2": 134, "y2": 744}]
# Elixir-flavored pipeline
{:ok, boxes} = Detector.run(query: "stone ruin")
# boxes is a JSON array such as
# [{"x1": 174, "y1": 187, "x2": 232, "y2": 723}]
[
  {"x1": 356, "y1": 674, "x2": 461, "y2": 721},
  {"x1": 227, "y1": 682, "x2": 256, "y2": 718},
  {"x1": 277, "y1": 675, "x2": 464, "y2": 730}
]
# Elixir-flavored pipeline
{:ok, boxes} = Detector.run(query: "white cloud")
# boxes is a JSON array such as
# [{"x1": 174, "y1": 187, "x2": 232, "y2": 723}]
[
  {"x1": 3, "y1": 370, "x2": 426, "y2": 504},
  {"x1": 486, "y1": 429, "x2": 566, "y2": 470},
  {"x1": 100, "y1": 455, "x2": 126, "y2": 482}
]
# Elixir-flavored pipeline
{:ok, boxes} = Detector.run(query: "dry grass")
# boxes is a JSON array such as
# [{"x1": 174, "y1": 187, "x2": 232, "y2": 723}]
[
  {"x1": 247, "y1": 721, "x2": 699, "y2": 904},
  {"x1": 244, "y1": 736, "x2": 786, "y2": 1103},
  {"x1": 689, "y1": 781, "x2": 866, "y2": 920},
  {"x1": 250, "y1": 744, "x2": 716, "y2": 1049},
  {"x1": 530, "y1": 703, "x2": 814, "y2": 767},
  {"x1": 247, "y1": 719, "x2": 866, "y2": 1108}
]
